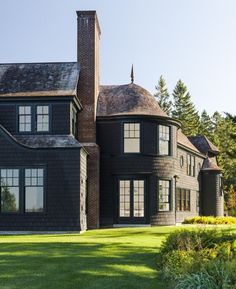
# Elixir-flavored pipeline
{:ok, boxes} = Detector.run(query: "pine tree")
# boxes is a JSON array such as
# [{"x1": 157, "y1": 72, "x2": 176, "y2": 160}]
[
  {"x1": 199, "y1": 110, "x2": 214, "y2": 139},
  {"x1": 225, "y1": 184, "x2": 236, "y2": 211},
  {"x1": 154, "y1": 75, "x2": 172, "y2": 115},
  {"x1": 172, "y1": 80, "x2": 200, "y2": 136}
]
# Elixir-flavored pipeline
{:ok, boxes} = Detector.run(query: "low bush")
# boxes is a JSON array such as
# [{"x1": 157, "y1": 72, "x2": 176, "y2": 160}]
[
  {"x1": 157, "y1": 229, "x2": 236, "y2": 287},
  {"x1": 183, "y1": 216, "x2": 236, "y2": 225}
]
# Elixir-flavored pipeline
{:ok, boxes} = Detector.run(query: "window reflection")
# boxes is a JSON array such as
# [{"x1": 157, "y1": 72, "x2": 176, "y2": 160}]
[{"x1": 124, "y1": 123, "x2": 140, "y2": 153}]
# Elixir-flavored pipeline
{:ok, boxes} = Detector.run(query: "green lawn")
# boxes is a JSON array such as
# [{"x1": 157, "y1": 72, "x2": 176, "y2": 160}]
[{"x1": 0, "y1": 226, "x2": 235, "y2": 289}]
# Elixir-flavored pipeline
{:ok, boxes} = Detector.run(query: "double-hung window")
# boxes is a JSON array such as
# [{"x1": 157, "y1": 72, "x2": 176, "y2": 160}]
[
  {"x1": 187, "y1": 154, "x2": 195, "y2": 176},
  {"x1": 124, "y1": 123, "x2": 140, "y2": 153},
  {"x1": 19, "y1": 106, "x2": 32, "y2": 132},
  {"x1": 158, "y1": 125, "x2": 170, "y2": 155},
  {"x1": 18, "y1": 105, "x2": 50, "y2": 133},
  {"x1": 36, "y1": 106, "x2": 49, "y2": 132},
  {"x1": 158, "y1": 180, "x2": 171, "y2": 211}
]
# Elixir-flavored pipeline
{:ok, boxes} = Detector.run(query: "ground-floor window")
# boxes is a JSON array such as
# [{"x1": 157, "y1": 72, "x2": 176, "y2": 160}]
[
  {"x1": 177, "y1": 188, "x2": 190, "y2": 211},
  {"x1": 119, "y1": 179, "x2": 145, "y2": 218},
  {"x1": 158, "y1": 180, "x2": 171, "y2": 211},
  {"x1": 0, "y1": 167, "x2": 44, "y2": 214}
]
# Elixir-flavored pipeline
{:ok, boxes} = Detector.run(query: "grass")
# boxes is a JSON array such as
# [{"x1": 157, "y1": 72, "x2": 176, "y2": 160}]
[{"x1": 0, "y1": 225, "x2": 235, "y2": 289}]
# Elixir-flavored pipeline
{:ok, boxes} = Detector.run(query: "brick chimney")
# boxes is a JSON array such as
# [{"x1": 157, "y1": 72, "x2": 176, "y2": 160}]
[
  {"x1": 76, "y1": 11, "x2": 100, "y2": 229},
  {"x1": 77, "y1": 10, "x2": 101, "y2": 142}
]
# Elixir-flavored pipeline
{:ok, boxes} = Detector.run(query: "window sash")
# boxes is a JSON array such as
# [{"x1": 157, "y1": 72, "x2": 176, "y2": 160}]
[
  {"x1": 19, "y1": 106, "x2": 32, "y2": 132},
  {"x1": 36, "y1": 106, "x2": 49, "y2": 132},
  {"x1": 158, "y1": 180, "x2": 170, "y2": 211},
  {"x1": 177, "y1": 188, "x2": 190, "y2": 211},
  {"x1": 124, "y1": 123, "x2": 140, "y2": 153},
  {"x1": 0, "y1": 169, "x2": 20, "y2": 213},
  {"x1": 158, "y1": 125, "x2": 170, "y2": 155}
]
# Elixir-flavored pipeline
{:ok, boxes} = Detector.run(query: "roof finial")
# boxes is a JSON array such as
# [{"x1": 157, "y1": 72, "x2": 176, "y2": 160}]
[{"x1": 130, "y1": 64, "x2": 134, "y2": 84}]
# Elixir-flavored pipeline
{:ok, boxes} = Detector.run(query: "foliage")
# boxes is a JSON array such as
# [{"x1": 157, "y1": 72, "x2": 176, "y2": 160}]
[
  {"x1": 158, "y1": 229, "x2": 236, "y2": 288},
  {"x1": 154, "y1": 75, "x2": 172, "y2": 115},
  {"x1": 1, "y1": 186, "x2": 17, "y2": 212},
  {"x1": 172, "y1": 79, "x2": 200, "y2": 136},
  {"x1": 225, "y1": 184, "x2": 236, "y2": 211},
  {"x1": 174, "y1": 260, "x2": 235, "y2": 289},
  {"x1": 198, "y1": 109, "x2": 214, "y2": 139},
  {"x1": 183, "y1": 216, "x2": 236, "y2": 225}
]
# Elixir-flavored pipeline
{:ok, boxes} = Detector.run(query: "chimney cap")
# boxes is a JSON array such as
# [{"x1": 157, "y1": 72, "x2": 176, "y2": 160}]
[{"x1": 76, "y1": 10, "x2": 101, "y2": 35}]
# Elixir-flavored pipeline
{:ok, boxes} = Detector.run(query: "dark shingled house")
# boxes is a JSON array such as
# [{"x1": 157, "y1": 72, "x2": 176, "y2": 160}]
[{"x1": 0, "y1": 11, "x2": 223, "y2": 231}]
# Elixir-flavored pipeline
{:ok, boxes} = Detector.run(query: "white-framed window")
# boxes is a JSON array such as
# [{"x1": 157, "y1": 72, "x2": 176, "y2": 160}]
[
  {"x1": 25, "y1": 168, "x2": 44, "y2": 213},
  {"x1": 36, "y1": 106, "x2": 49, "y2": 132},
  {"x1": 124, "y1": 123, "x2": 140, "y2": 153},
  {"x1": 158, "y1": 125, "x2": 170, "y2": 155},
  {"x1": 19, "y1": 106, "x2": 32, "y2": 132},
  {"x1": 158, "y1": 180, "x2": 171, "y2": 211},
  {"x1": 0, "y1": 169, "x2": 20, "y2": 213}
]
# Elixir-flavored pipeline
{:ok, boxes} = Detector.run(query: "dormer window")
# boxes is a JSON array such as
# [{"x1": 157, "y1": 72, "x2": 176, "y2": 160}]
[
  {"x1": 19, "y1": 106, "x2": 32, "y2": 132},
  {"x1": 18, "y1": 105, "x2": 50, "y2": 133},
  {"x1": 124, "y1": 123, "x2": 140, "y2": 153},
  {"x1": 36, "y1": 106, "x2": 49, "y2": 132},
  {"x1": 158, "y1": 125, "x2": 170, "y2": 155}
]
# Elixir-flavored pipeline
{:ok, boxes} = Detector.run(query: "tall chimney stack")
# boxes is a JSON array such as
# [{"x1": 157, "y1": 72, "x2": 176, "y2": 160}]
[
  {"x1": 77, "y1": 11, "x2": 101, "y2": 142},
  {"x1": 76, "y1": 11, "x2": 101, "y2": 229}
]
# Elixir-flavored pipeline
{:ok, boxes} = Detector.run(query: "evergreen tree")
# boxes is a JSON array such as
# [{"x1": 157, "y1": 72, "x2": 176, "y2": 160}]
[
  {"x1": 225, "y1": 184, "x2": 236, "y2": 211},
  {"x1": 211, "y1": 112, "x2": 236, "y2": 188},
  {"x1": 199, "y1": 110, "x2": 214, "y2": 139},
  {"x1": 154, "y1": 75, "x2": 172, "y2": 115},
  {"x1": 172, "y1": 80, "x2": 200, "y2": 136}
]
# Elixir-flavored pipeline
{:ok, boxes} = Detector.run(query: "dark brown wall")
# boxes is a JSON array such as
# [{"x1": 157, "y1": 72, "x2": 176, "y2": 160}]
[
  {"x1": 0, "y1": 101, "x2": 71, "y2": 135},
  {"x1": 0, "y1": 127, "x2": 83, "y2": 231}
]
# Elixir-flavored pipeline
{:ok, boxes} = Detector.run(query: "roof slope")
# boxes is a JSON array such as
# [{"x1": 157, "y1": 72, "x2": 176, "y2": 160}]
[
  {"x1": 97, "y1": 83, "x2": 169, "y2": 117},
  {"x1": 177, "y1": 130, "x2": 201, "y2": 154},
  {"x1": 188, "y1": 135, "x2": 219, "y2": 155},
  {"x1": 0, "y1": 62, "x2": 80, "y2": 97},
  {"x1": 201, "y1": 157, "x2": 221, "y2": 171}
]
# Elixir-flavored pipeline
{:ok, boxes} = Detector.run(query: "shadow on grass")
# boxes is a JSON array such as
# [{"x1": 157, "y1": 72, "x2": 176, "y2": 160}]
[{"x1": 0, "y1": 241, "x2": 166, "y2": 289}]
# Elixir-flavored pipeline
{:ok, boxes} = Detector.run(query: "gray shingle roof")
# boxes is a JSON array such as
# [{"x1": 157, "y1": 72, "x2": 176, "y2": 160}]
[
  {"x1": 201, "y1": 157, "x2": 221, "y2": 171},
  {"x1": 188, "y1": 135, "x2": 219, "y2": 155},
  {"x1": 14, "y1": 135, "x2": 82, "y2": 148},
  {"x1": 97, "y1": 83, "x2": 169, "y2": 118},
  {"x1": 0, "y1": 62, "x2": 80, "y2": 97},
  {"x1": 177, "y1": 130, "x2": 201, "y2": 153}
]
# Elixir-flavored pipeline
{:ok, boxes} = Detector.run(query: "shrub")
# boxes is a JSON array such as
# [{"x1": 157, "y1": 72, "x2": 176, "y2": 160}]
[
  {"x1": 183, "y1": 216, "x2": 236, "y2": 225},
  {"x1": 157, "y1": 229, "x2": 236, "y2": 283}
]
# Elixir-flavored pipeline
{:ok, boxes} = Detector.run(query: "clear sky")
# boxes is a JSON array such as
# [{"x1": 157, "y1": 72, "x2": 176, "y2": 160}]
[{"x1": 0, "y1": 0, "x2": 235, "y2": 115}]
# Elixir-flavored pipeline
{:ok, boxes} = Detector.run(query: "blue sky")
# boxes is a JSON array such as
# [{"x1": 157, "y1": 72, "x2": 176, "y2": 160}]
[{"x1": 0, "y1": 0, "x2": 235, "y2": 115}]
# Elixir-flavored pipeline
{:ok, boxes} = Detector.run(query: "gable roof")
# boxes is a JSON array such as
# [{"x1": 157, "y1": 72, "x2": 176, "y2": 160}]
[
  {"x1": 177, "y1": 130, "x2": 202, "y2": 154},
  {"x1": 188, "y1": 135, "x2": 219, "y2": 155},
  {"x1": 97, "y1": 83, "x2": 169, "y2": 118},
  {"x1": 0, "y1": 62, "x2": 80, "y2": 97}
]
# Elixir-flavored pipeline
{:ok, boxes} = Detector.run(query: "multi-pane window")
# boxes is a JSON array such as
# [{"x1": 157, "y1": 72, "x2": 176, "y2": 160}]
[
  {"x1": 36, "y1": 106, "x2": 49, "y2": 132},
  {"x1": 133, "y1": 180, "x2": 144, "y2": 217},
  {"x1": 158, "y1": 180, "x2": 171, "y2": 211},
  {"x1": 19, "y1": 106, "x2": 31, "y2": 132},
  {"x1": 0, "y1": 169, "x2": 19, "y2": 213},
  {"x1": 25, "y1": 169, "x2": 44, "y2": 212},
  {"x1": 187, "y1": 154, "x2": 195, "y2": 176},
  {"x1": 119, "y1": 180, "x2": 130, "y2": 217},
  {"x1": 124, "y1": 123, "x2": 140, "y2": 153},
  {"x1": 177, "y1": 188, "x2": 190, "y2": 211},
  {"x1": 159, "y1": 125, "x2": 170, "y2": 155}
]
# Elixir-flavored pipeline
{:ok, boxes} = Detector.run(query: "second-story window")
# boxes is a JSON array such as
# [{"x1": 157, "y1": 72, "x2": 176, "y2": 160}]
[
  {"x1": 36, "y1": 106, "x2": 49, "y2": 132},
  {"x1": 124, "y1": 123, "x2": 140, "y2": 153},
  {"x1": 71, "y1": 107, "x2": 78, "y2": 137},
  {"x1": 19, "y1": 106, "x2": 32, "y2": 132},
  {"x1": 187, "y1": 154, "x2": 195, "y2": 176},
  {"x1": 158, "y1": 125, "x2": 170, "y2": 155}
]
